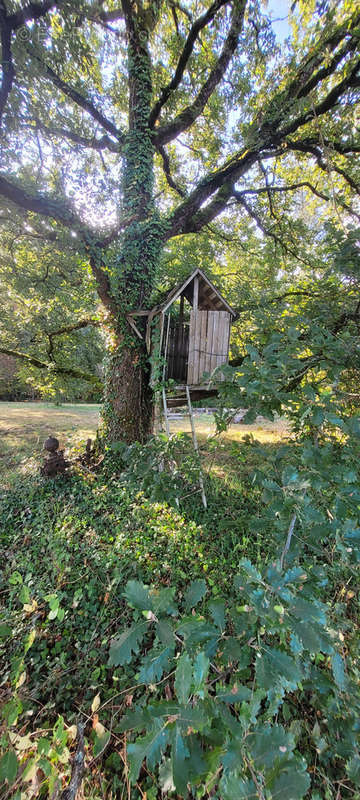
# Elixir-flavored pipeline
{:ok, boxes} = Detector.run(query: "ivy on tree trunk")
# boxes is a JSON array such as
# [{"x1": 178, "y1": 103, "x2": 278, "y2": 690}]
[{"x1": 0, "y1": 1, "x2": 358, "y2": 442}]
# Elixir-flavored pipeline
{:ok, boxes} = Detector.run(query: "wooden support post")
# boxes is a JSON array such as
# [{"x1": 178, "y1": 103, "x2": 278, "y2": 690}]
[
  {"x1": 193, "y1": 276, "x2": 199, "y2": 312},
  {"x1": 154, "y1": 391, "x2": 163, "y2": 434},
  {"x1": 162, "y1": 314, "x2": 170, "y2": 382},
  {"x1": 186, "y1": 385, "x2": 207, "y2": 510},
  {"x1": 162, "y1": 387, "x2": 171, "y2": 438},
  {"x1": 161, "y1": 388, "x2": 179, "y2": 506}
]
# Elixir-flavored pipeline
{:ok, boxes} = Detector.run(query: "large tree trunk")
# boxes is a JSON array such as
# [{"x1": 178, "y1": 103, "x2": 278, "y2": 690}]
[
  {"x1": 101, "y1": 6, "x2": 161, "y2": 444},
  {"x1": 103, "y1": 339, "x2": 153, "y2": 444}
]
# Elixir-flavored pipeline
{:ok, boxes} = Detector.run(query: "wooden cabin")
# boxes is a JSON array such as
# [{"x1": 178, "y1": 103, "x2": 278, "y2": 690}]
[{"x1": 147, "y1": 269, "x2": 236, "y2": 389}]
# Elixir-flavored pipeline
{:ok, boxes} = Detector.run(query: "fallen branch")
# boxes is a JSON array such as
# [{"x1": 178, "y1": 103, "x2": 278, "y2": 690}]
[{"x1": 60, "y1": 724, "x2": 85, "y2": 800}]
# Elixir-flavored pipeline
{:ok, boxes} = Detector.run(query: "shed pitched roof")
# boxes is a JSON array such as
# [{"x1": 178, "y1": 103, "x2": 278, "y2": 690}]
[{"x1": 153, "y1": 268, "x2": 236, "y2": 318}]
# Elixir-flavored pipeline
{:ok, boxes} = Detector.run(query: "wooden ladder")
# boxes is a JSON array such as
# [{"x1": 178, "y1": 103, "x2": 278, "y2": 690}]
[{"x1": 161, "y1": 386, "x2": 207, "y2": 509}]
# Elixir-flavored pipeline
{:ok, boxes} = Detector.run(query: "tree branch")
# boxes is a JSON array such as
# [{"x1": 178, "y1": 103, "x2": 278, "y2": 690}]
[
  {"x1": 0, "y1": 173, "x2": 131, "y2": 316},
  {"x1": 0, "y1": 347, "x2": 102, "y2": 388},
  {"x1": 284, "y1": 11, "x2": 360, "y2": 105},
  {"x1": 165, "y1": 111, "x2": 358, "y2": 239},
  {"x1": 288, "y1": 139, "x2": 360, "y2": 190},
  {"x1": 234, "y1": 289, "x2": 317, "y2": 316},
  {"x1": 154, "y1": 0, "x2": 247, "y2": 146},
  {"x1": 26, "y1": 44, "x2": 125, "y2": 144},
  {"x1": 179, "y1": 181, "x2": 235, "y2": 233},
  {"x1": 252, "y1": 11, "x2": 360, "y2": 147},
  {"x1": 0, "y1": 172, "x2": 89, "y2": 233},
  {"x1": 157, "y1": 144, "x2": 186, "y2": 197},
  {"x1": 98, "y1": 212, "x2": 140, "y2": 247},
  {"x1": 235, "y1": 180, "x2": 331, "y2": 202},
  {"x1": 279, "y1": 58, "x2": 360, "y2": 140},
  {"x1": 321, "y1": 138, "x2": 360, "y2": 156},
  {"x1": 230, "y1": 189, "x2": 313, "y2": 267},
  {"x1": 283, "y1": 354, "x2": 322, "y2": 392},
  {"x1": 164, "y1": 42, "x2": 360, "y2": 237},
  {"x1": 296, "y1": 35, "x2": 359, "y2": 101},
  {"x1": 167, "y1": 149, "x2": 289, "y2": 236},
  {"x1": 0, "y1": 172, "x2": 137, "y2": 247},
  {"x1": 0, "y1": 2, "x2": 65, "y2": 121},
  {"x1": 284, "y1": 140, "x2": 360, "y2": 218},
  {"x1": 170, "y1": 2, "x2": 193, "y2": 24},
  {"x1": 286, "y1": 135, "x2": 360, "y2": 157},
  {"x1": 49, "y1": 318, "x2": 100, "y2": 340},
  {"x1": 46, "y1": 318, "x2": 100, "y2": 360},
  {"x1": 149, "y1": 0, "x2": 230, "y2": 127},
  {"x1": 257, "y1": 157, "x2": 276, "y2": 219},
  {"x1": 165, "y1": 141, "x2": 298, "y2": 239},
  {"x1": 0, "y1": 3, "x2": 15, "y2": 120},
  {"x1": 60, "y1": 724, "x2": 85, "y2": 800},
  {"x1": 164, "y1": 149, "x2": 259, "y2": 239},
  {"x1": 331, "y1": 163, "x2": 360, "y2": 196},
  {"x1": 88, "y1": 253, "x2": 118, "y2": 317},
  {"x1": 32, "y1": 118, "x2": 120, "y2": 152},
  {"x1": 8, "y1": 1, "x2": 59, "y2": 30},
  {"x1": 232, "y1": 190, "x2": 283, "y2": 243},
  {"x1": 95, "y1": 6, "x2": 124, "y2": 23}
]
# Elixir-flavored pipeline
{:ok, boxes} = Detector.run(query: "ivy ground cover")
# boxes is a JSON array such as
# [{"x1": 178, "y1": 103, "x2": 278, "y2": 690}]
[{"x1": 0, "y1": 417, "x2": 360, "y2": 798}]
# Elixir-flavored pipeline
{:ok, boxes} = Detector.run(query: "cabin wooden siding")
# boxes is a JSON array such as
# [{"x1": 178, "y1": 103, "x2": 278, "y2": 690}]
[{"x1": 187, "y1": 310, "x2": 230, "y2": 384}]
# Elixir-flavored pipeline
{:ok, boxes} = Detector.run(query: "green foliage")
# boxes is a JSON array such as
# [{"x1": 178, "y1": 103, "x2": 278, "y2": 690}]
[
  {"x1": 0, "y1": 233, "x2": 103, "y2": 401},
  {"x1": 109, "y1": 621, "x2": 149, "y2": 667},
  {"x1": 0, "y1": 750, "x2": 18, "y2": 784},
  {"x1": 184, "y1": 578, "x2": 207, "y2": 611},
  {"x1": 105, "y1": 567, "x2": 358, "y2": 798},
  {"x1": 2, "y1": 220, "x2": 360, "y2": 794},
  {"x1": 1, "y1": 407, "x2": 360, "y2": 797},
  {"x1": 107, "y1": 432, "x2": 209, "y2": 506}
]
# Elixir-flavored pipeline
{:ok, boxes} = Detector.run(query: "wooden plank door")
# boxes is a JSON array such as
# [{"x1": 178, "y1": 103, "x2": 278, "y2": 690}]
[
  {"x1": 216, "y1": 311, "x2": 231, "y2": 379},
  {"x1": 188, "y1": 310, "x2": 205, "y2": 384},
  {"x1": 188, "y1": 310, "x2": 231, "y2": 384}
]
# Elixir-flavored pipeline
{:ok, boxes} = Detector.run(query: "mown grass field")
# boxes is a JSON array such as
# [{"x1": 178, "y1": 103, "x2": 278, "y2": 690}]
[
  {"x1": 0, "y1": 401, "x2": 288, "y2": 486},
  {"x1": 0, "y1": 403, "x2": 99, "y2": 485}
]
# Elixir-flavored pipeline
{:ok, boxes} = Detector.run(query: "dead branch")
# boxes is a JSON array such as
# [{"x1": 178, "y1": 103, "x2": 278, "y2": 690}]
[{"x1": 60, "y1": 724, "x2": 85, "y2": 800}]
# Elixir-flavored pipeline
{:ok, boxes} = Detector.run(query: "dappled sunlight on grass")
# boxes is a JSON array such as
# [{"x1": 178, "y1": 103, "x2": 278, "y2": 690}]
[
  {"x1": 0, "y1": 402, "x2": 288, "y2": 486},
  {"x1": 0, "y1": 402, "x2": 100, "y2": 485},
  {"x1": 166, "y1": 411, "x2": 288, "y2": 443}
]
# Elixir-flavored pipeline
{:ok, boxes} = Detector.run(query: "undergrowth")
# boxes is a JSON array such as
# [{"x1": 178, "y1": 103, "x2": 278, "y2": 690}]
[{"x1": 0, "y1": 430, "x2": 360, "y2": 798}]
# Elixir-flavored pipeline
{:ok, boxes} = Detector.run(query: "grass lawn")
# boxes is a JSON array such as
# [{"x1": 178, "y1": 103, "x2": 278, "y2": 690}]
[
  {"x1": 0, "y1": 401, "x2": 288, "y2": 485},
  {"x1": 0, "y1": 402, "x2": 100, "y2": 485}
]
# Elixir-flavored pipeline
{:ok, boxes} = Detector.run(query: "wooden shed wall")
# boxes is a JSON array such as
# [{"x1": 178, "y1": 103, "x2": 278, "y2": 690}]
[{"x1": 187, "y1": 310, "x2": 230, "y2": 385}]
